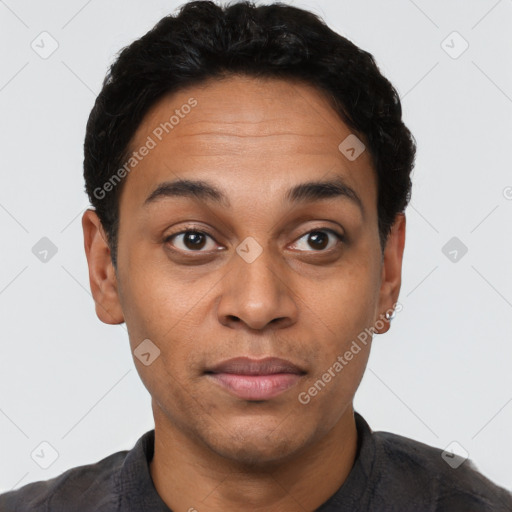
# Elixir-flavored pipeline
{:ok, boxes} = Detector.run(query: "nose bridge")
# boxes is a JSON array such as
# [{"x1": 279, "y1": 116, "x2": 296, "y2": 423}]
[
  {"x1": 217, "y1": 236, "x2": 298, "y2": 329},
  {"x1": 236, "y1": 237, "x2": 283, "y2": 305},
  {"x1": 238, "y1": 238, "x2": 279, "y2": 299}
]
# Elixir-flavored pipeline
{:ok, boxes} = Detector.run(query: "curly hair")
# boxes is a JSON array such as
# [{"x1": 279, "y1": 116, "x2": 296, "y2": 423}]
[{"x1": 83, "y1": 0, "x2": 416, "y2": 269}]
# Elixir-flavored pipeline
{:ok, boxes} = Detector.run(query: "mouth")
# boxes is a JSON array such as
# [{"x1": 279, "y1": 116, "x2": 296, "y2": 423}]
[{"x1": 205, "y1": 356, "x2": 306, "y2": 401}]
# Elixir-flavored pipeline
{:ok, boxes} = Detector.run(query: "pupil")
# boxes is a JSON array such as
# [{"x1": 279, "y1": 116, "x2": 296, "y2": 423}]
[
  {"x1": 309, "y1": 231, "x2": 328, "y2": 250},
  {"x1": 185, "y1": 232, "x2": 205, "y2": 250}
]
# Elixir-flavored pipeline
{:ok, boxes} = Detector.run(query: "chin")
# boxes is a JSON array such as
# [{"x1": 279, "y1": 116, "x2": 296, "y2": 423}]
[
  {"x1": 203, "y1": 418, "x2": 311, "y2": 467},
  {"x1": 213, "y1": 437, "x2": 299, "y2": 467}
]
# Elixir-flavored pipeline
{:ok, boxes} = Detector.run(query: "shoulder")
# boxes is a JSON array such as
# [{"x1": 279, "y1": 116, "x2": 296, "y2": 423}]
[
  {"x1": 373, "y1": 429, "x2": 512, "y2": 511},
  {"x1": 0, "y1": 449, "x2": 128, "y2": 512}
]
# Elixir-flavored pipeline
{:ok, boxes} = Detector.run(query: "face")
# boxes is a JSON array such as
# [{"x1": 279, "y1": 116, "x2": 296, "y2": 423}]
[{"x1": 83, "y1": 75, "x2": 405, "y2": 465}]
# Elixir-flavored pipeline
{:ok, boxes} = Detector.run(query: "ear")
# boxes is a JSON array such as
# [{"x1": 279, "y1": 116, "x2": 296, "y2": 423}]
[
  {"x1": 82, "y1": 209, "x2": 124, "y2": 325},
  {"x1": 374, "y1": 213, "x2": 406, "y2": 335}
]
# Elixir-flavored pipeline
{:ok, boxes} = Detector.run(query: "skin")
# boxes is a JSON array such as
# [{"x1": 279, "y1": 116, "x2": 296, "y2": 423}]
[{"x1": 82, "y1": 74, "x2": 405, "y2": 511}]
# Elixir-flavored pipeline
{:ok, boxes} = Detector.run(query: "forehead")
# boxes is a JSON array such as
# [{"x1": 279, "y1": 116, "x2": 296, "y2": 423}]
[{"x1": 120, "y1": 75, "x2": 377, "y2": 217}]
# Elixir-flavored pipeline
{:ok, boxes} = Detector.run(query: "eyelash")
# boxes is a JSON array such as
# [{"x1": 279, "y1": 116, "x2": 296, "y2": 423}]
[{"x1": 163, "y1": 225, "x2": 344, "y2": 254}]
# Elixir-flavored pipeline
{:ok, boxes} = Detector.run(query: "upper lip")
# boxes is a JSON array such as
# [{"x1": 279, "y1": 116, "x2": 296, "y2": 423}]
[{"x1": 206, "y1": 357, "x2": 305, "y2": 376}]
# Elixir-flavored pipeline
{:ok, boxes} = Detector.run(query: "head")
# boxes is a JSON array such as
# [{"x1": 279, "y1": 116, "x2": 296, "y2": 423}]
[{"x1": 82, "y1": 0, "x2": 415, "y2": 465}]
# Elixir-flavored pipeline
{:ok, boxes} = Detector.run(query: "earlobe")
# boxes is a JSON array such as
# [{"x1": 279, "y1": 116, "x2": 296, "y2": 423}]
[
  {"x1": 82, "y1": 209, "x2": 125, "y2": 325},
  {"x1": 375, "y1": 213, "x2": 406, "y2": 335}
]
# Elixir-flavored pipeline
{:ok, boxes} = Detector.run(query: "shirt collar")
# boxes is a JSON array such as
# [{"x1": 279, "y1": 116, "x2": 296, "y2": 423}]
[
  {"x1": 115, "y1": 429, "x2": 171, "y2": 511},
  {"x1": 114, "y1": 410, "x2": 375, "y2": 512},
  {"x1": 316, "y1": 411, "x2": 377, "y2": 511}
]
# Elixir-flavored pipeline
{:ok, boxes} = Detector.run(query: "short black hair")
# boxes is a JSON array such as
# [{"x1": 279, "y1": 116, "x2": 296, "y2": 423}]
[{"x1": 83, "y1": 0, "x2": 416, "y2": 270}]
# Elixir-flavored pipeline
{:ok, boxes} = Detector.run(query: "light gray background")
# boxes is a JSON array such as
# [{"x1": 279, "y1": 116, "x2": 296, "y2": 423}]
[{"x1": 1, "y1": 0, "x2": 511, "y2": 493}]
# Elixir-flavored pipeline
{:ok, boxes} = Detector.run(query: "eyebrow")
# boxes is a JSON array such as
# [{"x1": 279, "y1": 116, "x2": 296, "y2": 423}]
[{"x1": 143, "y1": 176, "x2": 364, "y2": 215}]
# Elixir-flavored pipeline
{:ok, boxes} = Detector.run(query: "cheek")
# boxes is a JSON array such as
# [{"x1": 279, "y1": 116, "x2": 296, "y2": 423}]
[
  {"x1": 297, "y1": 256, "x2": 379, "y2": 393},
  {"x1": 118, "y1": 264, "x2": 208, "y2": 389},
  {"x1": 308, "y1": 262, "x2": 380, "y2": 338},
  {"x1": 118, "y1": 254, "x2": 198, "y2": 338},
  {"x1": 296, "y1": 346, "x2": 370, "y2": 435},
  {"x1": 297, "y1": 300, "x2": 374, "y2": 417}
]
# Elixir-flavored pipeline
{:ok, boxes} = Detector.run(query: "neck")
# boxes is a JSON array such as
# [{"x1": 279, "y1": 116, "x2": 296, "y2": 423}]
[{"x1": 149, "y1": 404, "x2": 359, "y2": 511}]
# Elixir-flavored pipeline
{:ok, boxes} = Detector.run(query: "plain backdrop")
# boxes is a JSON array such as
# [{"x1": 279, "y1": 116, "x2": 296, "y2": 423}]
[{"x1": 1, "y1": 0, "x2": 511, "y2": 494}]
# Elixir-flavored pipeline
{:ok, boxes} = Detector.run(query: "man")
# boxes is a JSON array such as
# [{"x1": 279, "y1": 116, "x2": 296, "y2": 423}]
[{"x1": 1, "y1": 1, "x2": 511, "y2": 510}]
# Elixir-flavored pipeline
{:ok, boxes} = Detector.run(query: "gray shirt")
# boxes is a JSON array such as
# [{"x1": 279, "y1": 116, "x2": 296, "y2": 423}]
[{"x1": 1, "y1": 412, "x2": 511, "y2": 511}]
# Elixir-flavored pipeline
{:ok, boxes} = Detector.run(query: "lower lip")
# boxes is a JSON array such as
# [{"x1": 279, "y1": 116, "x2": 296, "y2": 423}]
[{"x1": 208, "y1": 373, "x2": 302, "y2": 401}]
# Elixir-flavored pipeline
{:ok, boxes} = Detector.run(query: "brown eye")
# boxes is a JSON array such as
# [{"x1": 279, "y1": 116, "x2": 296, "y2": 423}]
[
  {"x1": 291, "y1": 229, "x2": 343, "y2": 252},
  {"x1": 307, "y1": 231, "x2": 329, "y2": 250},
  {"x1": 165, "y1": 230, "x2": 218, "y2": 252}
]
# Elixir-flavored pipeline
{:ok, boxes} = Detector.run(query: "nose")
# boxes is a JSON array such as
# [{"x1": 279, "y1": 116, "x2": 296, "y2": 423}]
[{"x1": 216, "y1": 239, "x2": 299, "y2": 331}]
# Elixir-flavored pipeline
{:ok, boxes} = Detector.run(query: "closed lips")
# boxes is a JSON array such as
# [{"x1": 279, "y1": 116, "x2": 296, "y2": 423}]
[
  {"x1": 205, "y1": 357, "x2": 306, "y2": 401},
  {"x1": 206, "y1": 357, "x2": 306, "y2": 375}
]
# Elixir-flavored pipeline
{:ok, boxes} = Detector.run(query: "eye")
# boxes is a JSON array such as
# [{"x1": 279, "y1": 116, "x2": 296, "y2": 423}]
[
  {"x1": 165, "y1": 230, "x2": 219, "y2": 252},
  {"x1": 290, "y1": 229, "x2": 344, "y2": 252},
  {"x1": 164, "y1": 226, "x2": 344, "y2": 255}
]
